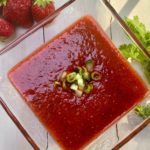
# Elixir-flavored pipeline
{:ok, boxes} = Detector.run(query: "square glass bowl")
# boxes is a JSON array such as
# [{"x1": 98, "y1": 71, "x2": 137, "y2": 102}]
[{"x1": 0, "y1": 0, "x2": 150, "y2": 149}]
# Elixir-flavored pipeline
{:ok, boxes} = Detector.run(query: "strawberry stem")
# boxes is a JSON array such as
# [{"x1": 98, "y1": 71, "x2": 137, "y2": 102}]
[
  {"x1": 34, "y1": 0, "x2": 53, "y2": 8},
  {"x1": 0, "y1": 0, "x2": 7, "y2": 6}
]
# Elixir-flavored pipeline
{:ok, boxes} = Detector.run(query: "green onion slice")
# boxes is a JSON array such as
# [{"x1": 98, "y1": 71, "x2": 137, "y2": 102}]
[
  {"x1": 70, "y1": 84, "x2": 78, "y2": 91},
  {"x1": 78, "y1": 78, "x2": 85, "y2": 90},
  {"x1": 66, "y1": 72, "x2": 77, "y2": 83},
  {"x1": 75, "y1": 74, "x2": 85, "y2": 90},
  {"x1": 85, "y1": 59, "x2": 94, "y2": 72},
  {"x1": 82, "y1": 67, "x2": 90, "y2": 81},
  {"x1": 74, "y1": 66, "x2": 82, "y2": 74},
  {"x1": 91, "y1": 71, "x2": 101, "y2": 81},
  {"x1": 84, "y1": 83, "x2": 93, "y2": 94}
]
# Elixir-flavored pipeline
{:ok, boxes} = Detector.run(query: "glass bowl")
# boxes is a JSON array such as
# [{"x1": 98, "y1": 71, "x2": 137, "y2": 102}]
[{"x1": 0, "y1": 0, "x2": 150, "y2": 149}]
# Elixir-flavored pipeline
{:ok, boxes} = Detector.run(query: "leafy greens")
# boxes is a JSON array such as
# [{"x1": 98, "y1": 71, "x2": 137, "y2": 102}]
[{"x1": 119, "y1": 16, "x2": 150, "y2": 119}]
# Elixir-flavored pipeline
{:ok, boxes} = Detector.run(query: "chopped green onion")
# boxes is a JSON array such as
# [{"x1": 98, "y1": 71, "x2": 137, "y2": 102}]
[
  {"x1": 75, "y1": 90, "x2": 83, "y2": 97},
  {"x1": 75, "y1": 74, "x2": 85, "y2": 90},
  {"x1": 53, "y1": 81, "x2": 61, "y2": 88},
  {"x1": 66, "y1": 72, "x2": 77, "y2": 83},
  {"x1": 60, "y1": 71, "x2": 67, "y2": 81},
  {"x1": 91, "y1": 71, "x2": 101, "y2": 81},
  {"x1": 70, "y1": 84, "x2": 78, "y2": 91},
  {"x1": 74, "y1": 66, "x2": 82, "y2": 74},
  {"x1": 54, "y1": 59, "x2": 101, "y2": 97},
  {"x1": 76, "y1": 73, "x2": 82, "y2": 80},
  {"x1": 83, "y1": 71, "x2": 90, "y2": 81},
  {"x1": 77, "y1": 78, "x2": 85, "y2": 90},
  {"x1": 84, "y1": 84, "x2": 93, "y2": 94},
  {"x1": 82, "y1": 66, "x2": 88, "y2": 72},
  {"x1": 85, "y1": 59, "x2": 94, "y2": 72},
  {"x1": 82, "y1": 67, "x2": 90, "y2": 81}
]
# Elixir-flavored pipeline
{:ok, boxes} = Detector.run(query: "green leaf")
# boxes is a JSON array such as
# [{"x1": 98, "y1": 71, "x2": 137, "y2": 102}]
[
  {"x1": 135, "y1": 105, "x2": 150, "y2": 119},
  {"x1": 119, "y1": 44, "x2": 148, "y2": 63},
  {"x1": 119, "y1": 16, "x2": 150, "y2": 84},
  {"x1": 125, "y1": 16, "x2": 147, "y2": 46},
  {"x1": 119, "y1": 16, "x2": 150, "y2": 119},
  {"x1": 34, "y1": 0, "x2": 53, "y2": 8}
]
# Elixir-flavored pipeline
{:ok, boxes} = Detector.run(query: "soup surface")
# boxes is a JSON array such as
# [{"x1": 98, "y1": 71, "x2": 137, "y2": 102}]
[{"x1": 9, "y1": 16, "x2": 148, "y2": 150}]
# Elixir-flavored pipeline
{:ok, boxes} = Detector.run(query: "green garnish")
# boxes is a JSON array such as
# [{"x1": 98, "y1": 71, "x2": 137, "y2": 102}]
[
  {"x1": 119, "y1": 16, "x2": 150, "y2": 119},
  {"x1": 70, "y1": 84, "x2": 78, "y2": 91},
  {"x1": 91, "y1": 71, "x2": 101, "y2": 81},
  {"x1": 66, "y1": 72, "x2": 77, "y2": 83},
  {"x1": 85, "y1": 59, "x2": 94, "y2": 72},
  {"x1": 75, "y1": 66, "x2": 82, "y2": 74},
  {"x1": 84, "y1": 84, "x2": 93, "y2": 94},
  {"x1": 82, "y1": 67, "x2": 91, "y2": 81},
  {"x1": 135, "y1": 105, "x2": 150, "y2": 119},
  {"x1": 119, "y1": 16, "x2": 150, "y2": 83},
  {"x1": 53, "y1": 59, "x2": 101, "y2": 97},
  {"x1": 77, "y1": 76, "x2": 85, "y2": 90}
]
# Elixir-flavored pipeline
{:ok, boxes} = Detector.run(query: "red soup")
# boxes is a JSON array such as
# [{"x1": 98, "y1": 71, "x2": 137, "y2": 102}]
[{"x1": 9, "y1": 16, "x2": 148, "y2": 150}]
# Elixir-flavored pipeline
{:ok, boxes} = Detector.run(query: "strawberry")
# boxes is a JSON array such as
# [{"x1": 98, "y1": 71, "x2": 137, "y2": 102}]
[
  {"x1": 32, "y1": 0, "x2": 55, "y2": 22},
  {"x1": 0, "y1": 18, "x2": 14, "y2": 38},
  {"x1": 3, "y1": 0, "x2": 33, "y2": 28},
  {"x1": 0, "y1": 6, "x2": 3, "y2": 15}
]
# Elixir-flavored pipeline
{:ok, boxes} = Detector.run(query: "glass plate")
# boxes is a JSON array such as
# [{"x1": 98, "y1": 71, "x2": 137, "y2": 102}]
[{"x1": 0, "y1": 0, "x2": 150, "y2": 150}]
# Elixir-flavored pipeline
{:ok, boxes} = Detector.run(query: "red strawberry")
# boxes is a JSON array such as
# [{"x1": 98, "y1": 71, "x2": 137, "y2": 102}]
[
  {"x1": 32, "y1": 0, "x2": 55, "y2": 22},
  {"x1": 3, "y1": 0, "x2": 33, "y2": 28},
  {"x1": 0, "y1": 18, "x2": 14, "y2": 38}
]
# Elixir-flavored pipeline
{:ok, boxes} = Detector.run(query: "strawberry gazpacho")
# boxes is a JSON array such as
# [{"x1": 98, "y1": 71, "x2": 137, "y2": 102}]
[{"x1": 8, "y1": 16, "x2": 148, "y2": 150}]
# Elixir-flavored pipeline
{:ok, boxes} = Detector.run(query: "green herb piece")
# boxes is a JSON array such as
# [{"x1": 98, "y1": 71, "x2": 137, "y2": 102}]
[
  {"x1": 66, "y1": 72, "x2": 77, "y2": 83},
  {"x1": 124, "y1": 16, "x2": 147, "y2": 45},
  {"x1": 119, "y1": 44, "x2": 147, "y2": 63},
  {"x1": 53, "y1": 59, "x2": 101, "y2": 97},
  {"x1": 119, "y1": 16, "x2": 150, "y2": 83},
  {"x1": 91, "y1": 71, "x2": 101, "y2": 81},
  {"x1": 60, "y1": 71, "x2": 67, "y2": 81},
  {"x1": 85, "y1": 59, "x2": 94, "y2": 72},
  {"x1": 82, "y1": 67, "x2": 91, "y2": 81},
  {"x1": 70, "y1": 84, "x2": 78, "y2": 91},
  {"x1": 75, "y1": 66, "x2": 82, "y2": 74},
  {"x1": 76, "y1": 74, "x2": 85, "y2": 90},
  {"x1": 84, "y1": 84, "x2": 93, "y2": 94},
  {"x1": 119, "y1": 16, "x2": 150, "y2": 119},
  {"x1": 135, "y1": 105, "x2": 150, "y2": 119}
]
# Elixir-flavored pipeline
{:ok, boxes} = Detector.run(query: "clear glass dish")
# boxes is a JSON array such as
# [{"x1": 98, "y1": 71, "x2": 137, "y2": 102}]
[{"x1": 0, "y1": 0, "x2": 150, "y2": 150}]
